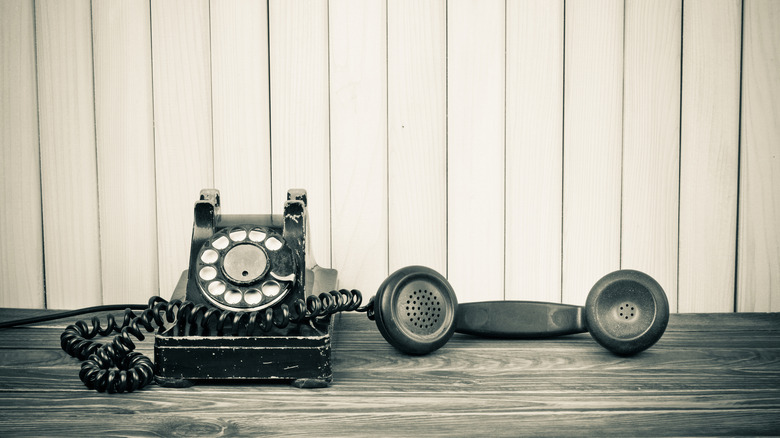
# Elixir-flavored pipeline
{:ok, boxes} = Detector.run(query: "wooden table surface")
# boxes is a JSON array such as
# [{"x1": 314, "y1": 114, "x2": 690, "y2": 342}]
[{"x1": 0, "y1": 308, "x2": 778, "y2": 436}]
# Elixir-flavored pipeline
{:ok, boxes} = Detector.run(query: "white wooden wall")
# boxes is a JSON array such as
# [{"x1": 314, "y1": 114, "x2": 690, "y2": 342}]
[{"x1": 1, "y1": 0, "x2": 778, "y2": 312}]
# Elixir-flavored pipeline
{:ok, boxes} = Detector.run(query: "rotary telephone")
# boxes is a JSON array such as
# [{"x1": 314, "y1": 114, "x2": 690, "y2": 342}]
[
  {"x1": 59, "y1": 188, "x2": 371, "y2": 391},
  {"x1": 35, "y1": 188, "x2": 669, "y2": 393}
]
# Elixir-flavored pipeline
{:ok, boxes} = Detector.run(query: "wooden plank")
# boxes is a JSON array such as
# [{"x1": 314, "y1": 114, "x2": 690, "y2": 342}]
[
  {"x1": 0, "y1": 0, "x2": 44, "y2": 308},
  {"x1": 504, "y1": 0, "x2": 563, "y2": 302},
  {"x1": 35, "y1": 0, "x2": 102, "y2": 308},
  {"x1": 0, "y1": 403, "x2": 776, "y2": 437},
  {"x1": 150, "y1": 0, "x2": 213, "y2": 296},
  {"x1": 210, "y1": 0, "x2": 272, "y2": 214},
  {"x1": 679, "y1": 0, "x2": 741, "y2": 312},
  {"x1": 621, "y1": 0, "x2": 681, "y2": 312},
  {"x1": 738, "y1": 0, "x2": 780, "y2": 312},
  {"x1": 562, "y1": 0, "x2": 623, "y2": 305},
  {"x1": 3, "y1": 353, "x2": 780, "y2": 394},
  {"x1": 92, "y1": 0, "x2": 158, "y2": 305},
  {"x1": 1, "y1": 380, "x2": 780, "y2": 405},
  {"x1": 387, "y1": 0, "x2": 447, "y2": 276},
  {"x1": 329, "y1": 0, "x2": 387, "y2": 294},
  {"x1": 447, "y1": 0, "x2": 505, "y2": 302},
  {"x1": 268, "y1": 0, "x2": 331, "y2": 268}
]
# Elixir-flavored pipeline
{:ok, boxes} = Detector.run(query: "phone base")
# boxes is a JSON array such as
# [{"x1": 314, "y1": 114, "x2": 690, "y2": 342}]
[{"x1": 154, "y1": 269, "x2": 337, "y2": 387}]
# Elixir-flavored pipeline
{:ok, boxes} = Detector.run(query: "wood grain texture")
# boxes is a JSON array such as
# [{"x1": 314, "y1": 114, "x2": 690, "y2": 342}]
[
  {"x1": 679, "y1": 0, "x2": 741, "y2": 312},
  {"x1": 329, "y1": 0, "x2": 388, "y2": 294},
  {"x1": 387, "y1": 0, "x2": 447, "y2": 276},
  {"x1": 447, "y1": 0, "x2": 505, "y2": 302},
  {"x1": 150, "y1": 0, "x2": 214, "y2": 296},
  {"x1": 0, "y1": 311, "x2": 778, "y2": 436},
  {"x1": 504, "y1": 0, "x2": 563, "y2": 302},
  {"x1": 210, "y1": 0, "x2": 272, "y2": 215},
  {"x1": 92, "y1": 0, "x2": 159, "y2": 305},
  {"x1": 0, "y1": 0, "x2": 44, "y2": 308},
  {"x1": 35, "y1": 0, "x2": 102, "y2": 308},
  {"x1": 738, "y1": 0, "x2": 780, "y2": 312},
  {"x1": 0, "y1": 400, "x2": 776, "y2": 437},
  {"x1": 269, "y1": 0, "x2": 331, "y2": 268},
  {"x1": 562, "y1": 0, "x2": 624, "y2": 305},
  {"x1": 621, "y1": 0, "x2": 681, "y2": 312}
]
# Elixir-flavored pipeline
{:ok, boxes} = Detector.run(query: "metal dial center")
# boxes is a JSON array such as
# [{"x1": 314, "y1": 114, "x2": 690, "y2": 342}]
[{"x1": 222, "y1": 243, "x2": 268, "y2": 284}]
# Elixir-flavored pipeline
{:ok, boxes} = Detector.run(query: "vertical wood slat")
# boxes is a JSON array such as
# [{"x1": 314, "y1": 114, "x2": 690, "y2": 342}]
[
  {"x1": 269, "y1": 0, "x2": 331, "y2": 268},
  {"x1": 329, "y1": 0, "x2": 388, "y2": 294},
  {"x1": 447, "y1": 0, "x2": 505, "y2": 303},
  {"x1": 679, "y1": 0, "x2": 741, "y2": 312},
  {"x1": 562, "y1": 0, "x2": 623, "y2": 305},
  {"x1": 210, "y1": 0, "x2": 272, "y2": 215},
  {"x1": 387, "y1": 0, "x2": 447, "y2": 277},
  {"x1": 36, "y1": 0, "x2": 102, "y2": 308},
  {"x1": 738, "y1": 0, "x2": 780, "y2": 312},
  {"x1": 621, "y1": 0, "x2": 681, "y2": 312},
  {"x1": 151, "y1": 0, "x2": 214, "y2": 295},
  {"x1": 0, "y1": 0, "x2": 44, "y2": 308},
  {"x1": 505, "y1": 0, "x2": 563, "y2": 302},
  {"x1": 92, "y1": 0, "x2": 158, "y2": 304}
]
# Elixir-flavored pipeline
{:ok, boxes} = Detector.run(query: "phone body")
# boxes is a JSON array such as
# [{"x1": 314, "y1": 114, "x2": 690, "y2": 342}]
[{"x1": 154, "y1": 189, "x2": 338, "y2": 387}]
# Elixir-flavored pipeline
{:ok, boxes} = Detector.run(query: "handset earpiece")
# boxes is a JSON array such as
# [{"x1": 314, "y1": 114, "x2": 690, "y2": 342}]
[
  {"x1": 372, "y1": 266, "x2": 669, "y2": 356},
  {"x1": 584, "y1": 269, "x2": 669, "y2": 355}
]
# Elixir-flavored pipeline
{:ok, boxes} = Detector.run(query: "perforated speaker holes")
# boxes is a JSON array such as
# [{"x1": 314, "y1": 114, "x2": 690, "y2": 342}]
[
  {"x1": 619, "y1": 303, "x2": 636, "y2": 320},
  {"x1": 405, "y1": 289, "x2": 443, "y2": 329}
]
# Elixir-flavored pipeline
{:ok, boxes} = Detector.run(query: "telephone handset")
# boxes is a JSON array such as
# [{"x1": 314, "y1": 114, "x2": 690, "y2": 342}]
[{"x1": 370, "y1": 266, "x2": 669, "y2": 356}]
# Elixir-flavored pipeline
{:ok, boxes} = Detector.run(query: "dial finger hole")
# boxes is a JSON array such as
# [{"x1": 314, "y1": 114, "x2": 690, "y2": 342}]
[
  {"x1": 244, "y1": 289, "x2": 263, "y2": 305},
  {"x1": 262, "y1": 280, "x2": 281, "y2": 297},
  {"x1": 265, "y1": 237, "x2": 283, "y2": 251},
  {"x1": 199, "y1": 266, "x2": 217, "y2": 281},
  {"x1": 249, "y1": 229, "x2": 266, "y2": 242},
  {"x1": 229, "y1": 229, "x2": 247, "y2": 242},
  {"x1": 224, "y1": 289, "x2": 242, "y2": 305},
  {"x1": 208, "y1": 281, "x2": 226, "y2": 296},
  {"x1": 201, "y1": 249, "x2": 218, "y2": 264},
  {"x1": 212, "y1": 236, "x2": 229, "y2": 250}
]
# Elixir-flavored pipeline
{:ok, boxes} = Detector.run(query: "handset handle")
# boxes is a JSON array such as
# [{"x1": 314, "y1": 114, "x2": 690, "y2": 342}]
[{"x1": 454, "y1": 301, "x2": 586, "y2": 338}]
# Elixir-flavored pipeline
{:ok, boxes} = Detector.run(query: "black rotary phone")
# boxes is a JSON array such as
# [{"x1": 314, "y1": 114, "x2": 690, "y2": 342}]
[
  {"x1": 153, "y1": 188, "x2": 360, "y2": 388},
  {"x1": 48, "y1": 188, "x2": 669, "y2": 393},
  {"x1": 59, "y1": 188, "x2": 368, "y2": 391}
]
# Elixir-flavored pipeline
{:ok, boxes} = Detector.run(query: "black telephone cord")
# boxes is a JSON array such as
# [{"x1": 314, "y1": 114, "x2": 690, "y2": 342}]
[
  {"x1": 5, "y1": 289, "x2": 370, "y2": 393},
  {"x1": 0, "y1": 305, "x2": 147, "y2": 329}
]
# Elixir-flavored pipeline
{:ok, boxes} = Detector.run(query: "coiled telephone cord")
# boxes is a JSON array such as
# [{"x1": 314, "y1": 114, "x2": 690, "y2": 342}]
[{"x1": 60, "y1": 289, "x2": 371, "y2": 393}]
